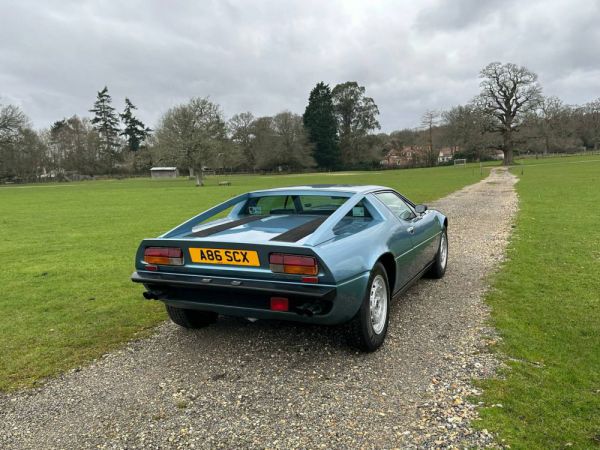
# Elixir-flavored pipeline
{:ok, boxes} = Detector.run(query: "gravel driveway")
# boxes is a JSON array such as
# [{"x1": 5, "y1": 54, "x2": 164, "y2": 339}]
[{"x1": 0, "y1": 168, "x2": 518, "y2": 449}]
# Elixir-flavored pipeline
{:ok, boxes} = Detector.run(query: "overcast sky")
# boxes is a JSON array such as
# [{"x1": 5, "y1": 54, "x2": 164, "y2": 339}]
[{"x1": 1, "y1": 0, "x2": 599, "y2": 132}]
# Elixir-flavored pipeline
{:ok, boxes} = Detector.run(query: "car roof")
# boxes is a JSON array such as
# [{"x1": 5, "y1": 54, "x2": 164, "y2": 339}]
[{"x1": 250, "y1": 184, "x2": 391, "y2": 196}]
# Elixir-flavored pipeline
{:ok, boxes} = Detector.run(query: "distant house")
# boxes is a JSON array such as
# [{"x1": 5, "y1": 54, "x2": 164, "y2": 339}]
[
  {"x1": 150, "y1": 167, "x2": 178, "y2": 179},
  {"x1": 438, "y1": 147, "x2": 455, "y2": 163},
  {"x1": 380, "y1": 149, "x2": 399, "y2": 167},
  {"x1": 380, "y1": 146, "x2": 421, "y2": 168}
]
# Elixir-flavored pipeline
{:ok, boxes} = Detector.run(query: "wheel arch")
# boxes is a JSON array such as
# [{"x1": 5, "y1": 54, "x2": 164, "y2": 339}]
[{"x1": 377, "y1": 252, "x2": 396, "y2": 292}]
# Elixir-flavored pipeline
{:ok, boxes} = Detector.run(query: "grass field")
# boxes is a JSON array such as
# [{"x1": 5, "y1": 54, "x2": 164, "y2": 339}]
[
  {"x1": 477, "y1": 157, "x2": 600, "y2": 448},
  {"x1": 0, "y1": 165, "x2": 485, "y2": 391}
]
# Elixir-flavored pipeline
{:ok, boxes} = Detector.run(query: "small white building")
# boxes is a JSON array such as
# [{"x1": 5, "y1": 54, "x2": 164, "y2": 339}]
[
  {"x1": 150, "y1": 167, "x2": 178, "y2": 179},
  {"x1": 438, "y1": 147, "x2": 455, "y2": 163}
]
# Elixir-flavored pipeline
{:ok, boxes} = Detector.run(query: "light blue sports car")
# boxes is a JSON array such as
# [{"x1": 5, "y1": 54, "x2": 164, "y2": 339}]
[{"x1": 132, "y1": 185, "x2": 448, "y2": 351}]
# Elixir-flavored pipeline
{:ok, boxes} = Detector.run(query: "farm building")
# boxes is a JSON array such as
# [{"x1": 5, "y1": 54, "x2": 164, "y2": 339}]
[{"x1": 150, "y1": 167, "x2": 178, "y2": 179}]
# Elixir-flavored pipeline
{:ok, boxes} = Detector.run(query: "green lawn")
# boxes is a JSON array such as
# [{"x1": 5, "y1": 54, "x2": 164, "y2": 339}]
[
  {"x1": 477, "y1": 157, "x2": 600, "y2": 448},
  {"x1": 0, "y1": 165, "x2": 484, "y2": 391}
]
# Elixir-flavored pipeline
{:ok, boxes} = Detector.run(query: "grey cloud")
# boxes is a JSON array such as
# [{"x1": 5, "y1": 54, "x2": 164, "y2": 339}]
[
  {"x1": 414, "y1": 0, "x2": 503, "y2": 31},
  {"x1": 1, "y1": 0, "x2": 599, "y2": 132}
]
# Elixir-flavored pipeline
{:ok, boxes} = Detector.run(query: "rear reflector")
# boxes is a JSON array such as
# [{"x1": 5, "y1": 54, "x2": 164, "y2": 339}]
[
  {"x1": 269, "y1": 253, "x2": 318, "y2": 276},
  {"x1": 301, "y1": 276, "x2": 319, "y2": 283},
  {"x1": 144, "y1": 247, "x2": 184, "y2": 266},
  {"x1": 270, "y1": 297, "x2": 289, "y2": 311}
]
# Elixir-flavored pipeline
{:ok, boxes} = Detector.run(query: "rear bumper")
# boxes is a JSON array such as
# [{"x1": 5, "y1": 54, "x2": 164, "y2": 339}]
[{"x1": 131, "y1": 270, "x2": 369, "y2": 325}]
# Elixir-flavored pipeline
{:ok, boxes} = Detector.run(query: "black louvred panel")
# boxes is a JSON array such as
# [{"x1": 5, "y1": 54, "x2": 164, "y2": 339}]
[
  {"x1": 189, "y1": 215, "x2": 265, "y2": 238},
  {"x1": 270, "y1": 216, "x2": 328, "y2": 242}
]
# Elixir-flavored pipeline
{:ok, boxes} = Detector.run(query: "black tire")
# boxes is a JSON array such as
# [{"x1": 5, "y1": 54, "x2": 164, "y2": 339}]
[
  {"x1": 427, "y1": 227, "x2": 448, "y2": 279},
  {"x1": 348, "y1": 262, "x2": 390, "y2": 352},
  {"x1": 166, "y1": 305, "x2": 218, "y2": 329}
]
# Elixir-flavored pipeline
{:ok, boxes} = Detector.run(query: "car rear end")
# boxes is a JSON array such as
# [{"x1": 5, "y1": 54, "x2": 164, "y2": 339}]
[
  {"x1": 131, "y1": 188, "x2": 383, "y2": 325},
  {"x1": 133, "y1": 235, "x2": 368, "y2": 324}
]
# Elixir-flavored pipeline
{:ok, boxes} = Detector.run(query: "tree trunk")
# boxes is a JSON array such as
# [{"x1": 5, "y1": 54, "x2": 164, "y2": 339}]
[
  {"x1": 132, "y1": 151, "x2": 139, "y2": 173},
  {"x1": 195, "y1": 167, "x2": 204, "y2": 187},
  {"x1": 502, "y1": 132, "x2": 514, "y2": 166},
  {"x1": 188, "y1": 167, "x2": 194, "y2": 179}
]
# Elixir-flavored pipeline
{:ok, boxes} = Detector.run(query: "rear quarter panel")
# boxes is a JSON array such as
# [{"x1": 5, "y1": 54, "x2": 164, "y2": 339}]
[{"x1": 315, "y1": 221, "x2": 390, "y2": 284}]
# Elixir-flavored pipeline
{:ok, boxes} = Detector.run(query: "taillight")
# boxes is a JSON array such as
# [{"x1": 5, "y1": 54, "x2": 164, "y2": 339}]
[
  {"x1": 269, "y1": 253, "x2": 318, "y2": 275},
  {"x1": 144, "y1": 247, "x2": 184, "y2": 266}
]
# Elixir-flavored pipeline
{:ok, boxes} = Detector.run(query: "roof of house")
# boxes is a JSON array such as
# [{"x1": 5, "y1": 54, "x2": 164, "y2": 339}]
[{"x1": 150, "y1": 167, "x2": 178, "y2": 171}]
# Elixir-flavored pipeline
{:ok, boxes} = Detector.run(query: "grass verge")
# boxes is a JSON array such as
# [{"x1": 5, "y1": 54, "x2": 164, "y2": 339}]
[{"x1": 477, "y1": 158, "x2": 600, "y2": 448}]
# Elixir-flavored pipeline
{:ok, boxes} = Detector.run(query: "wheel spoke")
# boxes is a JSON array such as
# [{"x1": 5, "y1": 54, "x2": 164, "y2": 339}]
[
  {"x1": 369, "y1": 275, "x2": 388, "y2": 334},
  {"x1": 439, "y1": 233, "x2": 448, "y2": 269}
]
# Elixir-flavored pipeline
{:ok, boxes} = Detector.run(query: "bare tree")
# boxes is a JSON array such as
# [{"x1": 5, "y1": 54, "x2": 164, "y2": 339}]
[
  {"x1": 228, "y1": 112, "x2": 256, "y2": 170},
  {"x1": 442, "y1": 105, "x2": 495, "y2": 161},
  {"x1": 421, "y1": 110, "x2": 439, "y2": 166},
  {"x1": 154, "y1": 97, "x2": 227, "y2": 186},
  {"x1": 581, "y1": 98, "x2": 600, "y2": 150},
  {"x1": 271, "y1": 111, "x2": 315, "y2": 170},
  {"x1": 249, "y1": 116, "x2": 276, "y2": 171},
  {"x1": 252, "y1": 112, "x2": 315, "y2": 171},
  {"x1": 0, "y1": 103, "x2": 39, "y2": 181},
  {"x1": 535, "y1": 97, "x2": 572, "y2": 155},
  {"x1": 0, "y1": 104, "x2": 28, "y2": 144},
  {"x1": 475, "y1": 62, "x2": 542, "y2": 165},
  {"x1": 49, "y1": 116, "x2": 99, "y2": 174}
]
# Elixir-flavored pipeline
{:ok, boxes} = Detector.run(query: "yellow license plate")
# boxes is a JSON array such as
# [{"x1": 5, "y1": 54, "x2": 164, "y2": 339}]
[{"x1": 189, "y1": 248, "x2": 260, "y2": 266}]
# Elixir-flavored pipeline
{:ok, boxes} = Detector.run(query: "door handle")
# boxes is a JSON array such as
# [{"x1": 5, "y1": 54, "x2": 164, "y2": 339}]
[{"x1": 407, "y1": 226, "x2": 415, "y2": 234}]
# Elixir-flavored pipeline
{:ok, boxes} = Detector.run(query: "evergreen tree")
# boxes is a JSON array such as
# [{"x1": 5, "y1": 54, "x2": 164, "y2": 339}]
[
  {"x1": 302, "y1": 82, "x2": 340, "y2": 169},
  {"x1": 331, "y1": 81, "x2": 380, "y2": 167},
  {"x1": 89, "y1": 86, "x2": 120, "y2": 169},
  {"x1": 120, "y1": 98, "x2": 151, "y2": 151}
]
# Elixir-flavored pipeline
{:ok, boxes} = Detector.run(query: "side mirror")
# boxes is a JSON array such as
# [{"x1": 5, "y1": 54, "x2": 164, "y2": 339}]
[{"x1": 414, "y1": 204, "x2": 428, "y2": 214}]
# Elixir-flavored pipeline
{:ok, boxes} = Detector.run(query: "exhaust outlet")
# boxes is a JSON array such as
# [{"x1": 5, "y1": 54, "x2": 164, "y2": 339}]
[
  {"x1": 296, "y1": 303, "x2": 322, "y2": 317},
  {"x1": 143, "y1": 290, "x2": 164, "y2": 300}
]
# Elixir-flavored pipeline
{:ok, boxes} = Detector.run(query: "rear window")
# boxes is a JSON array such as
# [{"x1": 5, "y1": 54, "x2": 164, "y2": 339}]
[{"x1": 243, "y1": 195, "x2": 369, "y2": 217}]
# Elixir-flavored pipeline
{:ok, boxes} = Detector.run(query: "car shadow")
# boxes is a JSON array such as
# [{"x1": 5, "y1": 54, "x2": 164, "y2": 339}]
[{"x1": 162, "y1": 278, "x2": 427, "y2": 358}]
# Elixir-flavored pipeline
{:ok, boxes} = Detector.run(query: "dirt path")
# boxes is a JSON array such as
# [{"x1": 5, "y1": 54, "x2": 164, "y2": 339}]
[{"x1": 0, "y1": 169, "x2": 518, "y2": 449}]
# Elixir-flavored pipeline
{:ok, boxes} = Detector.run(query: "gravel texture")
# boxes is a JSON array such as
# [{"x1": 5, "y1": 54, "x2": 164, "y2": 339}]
[{"x1": 0, "y1": 168, "x2": 518, "y2": 449}]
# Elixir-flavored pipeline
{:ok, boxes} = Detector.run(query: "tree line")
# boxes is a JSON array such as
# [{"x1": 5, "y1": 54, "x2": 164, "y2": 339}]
[
  {"x1": 2, "y1": 61, "x2": 600, "y2": 182},
  {"x1": 392, "y1": 63, "x2": 600, "y2": 166},
  {"x1": 139, "y1": 80, "x2": 382, "y2": 185},
  {"x1": 0, "y1": 80, "x2": 381, "y2": 184}
]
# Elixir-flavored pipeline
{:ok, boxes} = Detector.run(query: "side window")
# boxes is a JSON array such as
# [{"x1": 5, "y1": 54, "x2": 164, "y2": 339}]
[
  {"x1": 344, "y1": 200, "x2": 372, "y2": 218},
  {"x1": 375, "y1": 192, "x2": 415, "y2": 220}
]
